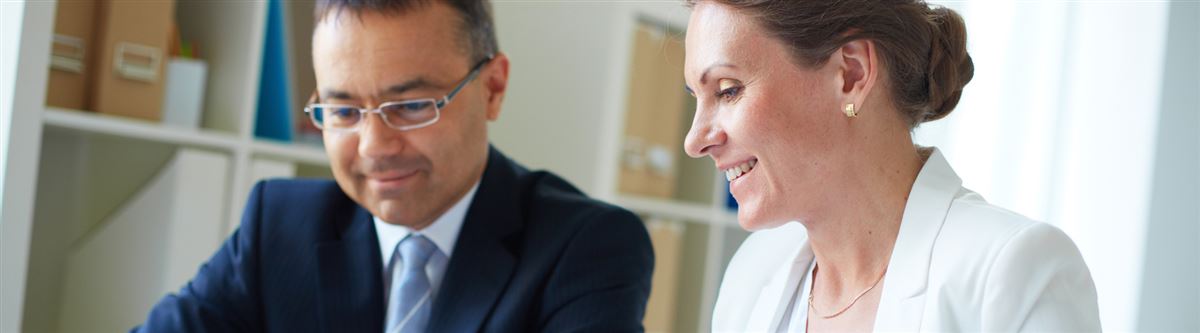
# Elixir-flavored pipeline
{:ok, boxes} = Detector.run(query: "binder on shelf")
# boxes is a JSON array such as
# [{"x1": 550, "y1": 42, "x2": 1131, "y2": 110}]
[
  {"x1": 644, "y1": 218, "x2": 685, "y2": 333},
  {"x1": 254, "y1": 0, "x2": 295, "y2": 142},
  {"x1": 725, "y1": 182, "x2": 738, "y2": 211},
  {"x1": 618, "y1": 24, "x2": 688, "y2": 199},
  {"x1": 46, "y1": 0, "x2": 97, "y2": 110},
  {"x1": 91, "y1": 0, "x2": 175, "y2": 121}
]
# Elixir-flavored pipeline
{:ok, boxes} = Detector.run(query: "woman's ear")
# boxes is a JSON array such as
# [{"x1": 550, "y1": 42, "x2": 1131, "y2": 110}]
[
  {"x1": 483, "y1": 52, "x2": 511, "y2": 121},
  {"x1": 835, "y1": 39, "x2": 878, "y2": 109}
]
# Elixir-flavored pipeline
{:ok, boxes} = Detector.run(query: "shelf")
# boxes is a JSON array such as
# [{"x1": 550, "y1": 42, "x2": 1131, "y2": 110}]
[
  {"x1": 44, "y1": 107, "x2": 331, "y2": 166},
  {"x1": 615, "y1": 194, "x2": 738, "y2": 226},
  {"x1": 43, "y1": 107, "x2": 240, "y2": 150},
  {"x1": 251, "y1": 140, "x2": 328, "y2": 165}
]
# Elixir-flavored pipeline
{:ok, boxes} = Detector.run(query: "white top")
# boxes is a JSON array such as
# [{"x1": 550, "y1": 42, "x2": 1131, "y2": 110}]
[
  {"x1": 711, "y1": 147, "x2": 1101, "y2": 332},
  {"x1": 374, "y1": 181, "x2": 480, "y2": 300}
]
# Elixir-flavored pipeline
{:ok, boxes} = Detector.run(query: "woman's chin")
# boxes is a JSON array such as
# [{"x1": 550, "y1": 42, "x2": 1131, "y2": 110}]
[{"x1": 736, "y1": 206, "x2": 790, "y2": 231}]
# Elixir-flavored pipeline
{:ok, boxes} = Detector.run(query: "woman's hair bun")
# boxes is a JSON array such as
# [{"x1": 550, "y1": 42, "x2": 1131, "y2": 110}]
[{"x1": 922, "y1": 6, "x2": 974, "y2": 123}]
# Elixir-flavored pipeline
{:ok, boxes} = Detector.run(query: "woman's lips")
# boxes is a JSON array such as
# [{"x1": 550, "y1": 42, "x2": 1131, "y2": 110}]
[{"x1": 723, "y1": 158, "x2": 758, "y2": 182}]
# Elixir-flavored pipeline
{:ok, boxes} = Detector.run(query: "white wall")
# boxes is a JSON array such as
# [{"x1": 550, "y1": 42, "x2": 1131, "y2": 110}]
[
  {"x1": 1137, "y1": 2, "x2": 1200, "y2": 331},
  {"x1": 489, "y1": 2, "x2": 622, "y2": 196}
]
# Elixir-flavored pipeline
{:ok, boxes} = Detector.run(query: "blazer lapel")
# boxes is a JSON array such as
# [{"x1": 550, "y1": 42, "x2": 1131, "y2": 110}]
[
  {"x1": 427, "y1": 147, "x2": 523, "y2": 333},
  {"x1": 745, "y1": 243, "x2": 813, "y2": 333},
  {"x1": 873, "y1": 148, "x2": 961, "y2": 331},
  {"x1": 315, "y1": 207, "x2": 385, "y2": 333}
]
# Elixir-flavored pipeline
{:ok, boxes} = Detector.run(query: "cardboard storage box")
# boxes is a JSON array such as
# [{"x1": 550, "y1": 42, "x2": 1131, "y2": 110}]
[
  {"x1": 46, "y1": 0, "x2": 97, "y2": 110},
  {"x1": 90, "y1": 0, "x2": 175, "y2": 121}
]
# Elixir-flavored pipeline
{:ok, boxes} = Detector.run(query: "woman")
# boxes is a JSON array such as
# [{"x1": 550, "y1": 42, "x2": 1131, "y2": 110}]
[{"x1": 681, "y1": 0, "x2": 1101, "y2": 331}]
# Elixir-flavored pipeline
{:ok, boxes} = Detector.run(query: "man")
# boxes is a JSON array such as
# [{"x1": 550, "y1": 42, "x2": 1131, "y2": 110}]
[{"x1": 135, "y1": 0, "x2": 654, "y2": 332}]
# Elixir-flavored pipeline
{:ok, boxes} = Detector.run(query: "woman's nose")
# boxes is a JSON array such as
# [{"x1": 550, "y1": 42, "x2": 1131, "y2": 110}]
[{"x1": 684, "y1": 107, "x2": 725, "y2": 158}]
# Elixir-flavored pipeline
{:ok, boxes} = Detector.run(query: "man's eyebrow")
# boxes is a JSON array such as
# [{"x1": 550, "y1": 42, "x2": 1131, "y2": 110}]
[
  {"x1": 317, "y1": 78, "x2": 438, "y2": 102},
  {"x1": 383, "y1": 78, "x2": 437, "y2": 96},
  {"x1": 319, "y1": 89, "x2": 354, "y2": 100}
]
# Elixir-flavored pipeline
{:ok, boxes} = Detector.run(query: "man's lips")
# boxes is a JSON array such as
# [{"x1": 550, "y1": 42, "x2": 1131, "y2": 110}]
[{"x1": 366, "y1": 169, "x2": 421, "y2": 188}]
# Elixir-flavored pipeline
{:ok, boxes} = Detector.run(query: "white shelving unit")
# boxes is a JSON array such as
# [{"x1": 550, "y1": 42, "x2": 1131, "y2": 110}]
[{"x1": 1, "y1": 1, "x2": 332, "y2": 331}]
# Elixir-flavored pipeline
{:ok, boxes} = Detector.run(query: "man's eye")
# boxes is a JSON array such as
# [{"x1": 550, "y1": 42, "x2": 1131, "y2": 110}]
[
  {"x1": 400, "y1": 101, "x2": 433, "y2": 112},
  {"x1": 330, "y1": 107, "x2": 357, "y2": 117}
]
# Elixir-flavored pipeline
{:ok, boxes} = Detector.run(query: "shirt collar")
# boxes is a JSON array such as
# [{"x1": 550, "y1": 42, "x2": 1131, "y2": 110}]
[{"x1": 374, "y1": 180, "x2": 480, "y2": 266}]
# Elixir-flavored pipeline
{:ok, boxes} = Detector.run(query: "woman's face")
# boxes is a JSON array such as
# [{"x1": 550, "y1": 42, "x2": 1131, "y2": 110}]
[{"x1": 684, "y1": 2, "x2": 856, "y2": 231}]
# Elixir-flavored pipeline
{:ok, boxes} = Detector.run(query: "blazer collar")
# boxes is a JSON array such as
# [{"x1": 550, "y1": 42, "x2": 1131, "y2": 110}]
[
  {"x1": 744, "y1": 223, "x2": 814, "y2": 333},
  {"x1": 872, "y1": 147, "x2": 962, "y2": 331},
  {"x1": 314, "y1": 145, "x2": 525, "y2": 333},
  {"x1": 728, "y1": 147, "x2": 962, "y2": 332},
  {"x1": 427, "y1": 145, "x2": 525, "y2": 332}
]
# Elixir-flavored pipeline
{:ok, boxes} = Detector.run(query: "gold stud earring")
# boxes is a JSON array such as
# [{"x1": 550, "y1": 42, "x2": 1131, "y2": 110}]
[{"x1": 844, "y1": 103, "x2": 857, "y2": 118}]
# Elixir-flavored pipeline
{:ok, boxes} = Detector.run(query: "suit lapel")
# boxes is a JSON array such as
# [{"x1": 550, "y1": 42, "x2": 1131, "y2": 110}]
[
  {"x1": 746, "y1": 243, "x2": 813, "y2": 333},
  {"x1": 315, "y1": 207, "x2": 385, "y2": 333},
  {"x1": 873, "y1": 148, "x2": 961, "y2": 331},
  {"x1": 428, "y1": 147, "x2": 523, "y2": 332}
]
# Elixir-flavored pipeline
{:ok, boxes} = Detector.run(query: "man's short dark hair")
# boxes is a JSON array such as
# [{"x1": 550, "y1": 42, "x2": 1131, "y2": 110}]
[{"x1": 315, "y1": 0, "x2": 498, "y2": 63}]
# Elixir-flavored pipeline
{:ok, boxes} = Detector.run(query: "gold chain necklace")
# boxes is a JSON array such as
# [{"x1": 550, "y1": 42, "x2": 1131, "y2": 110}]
[{"x1": 807, "y1": 264, "x2": 887, "y2": 319}]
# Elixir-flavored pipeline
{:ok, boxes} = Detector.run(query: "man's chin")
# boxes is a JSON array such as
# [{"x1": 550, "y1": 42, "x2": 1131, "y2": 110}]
[{"x1": 371, "y1": 199, "x2": 410, "y2": 224}]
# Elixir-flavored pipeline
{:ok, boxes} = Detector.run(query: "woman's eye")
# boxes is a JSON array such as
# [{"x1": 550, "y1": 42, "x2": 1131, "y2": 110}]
[
  {"x1": 716, "y1": 79, "x2": 743, "y2": 102},
  {"x1": 717, "y1": 86, "x2": 743, "y2": 102}
]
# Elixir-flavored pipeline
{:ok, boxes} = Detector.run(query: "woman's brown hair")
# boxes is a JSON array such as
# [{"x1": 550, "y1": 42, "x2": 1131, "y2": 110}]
[{"x1": 687, "y1": 0, "x2": 975, "y2": 127}]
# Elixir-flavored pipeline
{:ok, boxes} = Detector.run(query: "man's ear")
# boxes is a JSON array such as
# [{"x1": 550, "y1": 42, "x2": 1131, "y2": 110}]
[
  {"x1": 483, "y1": 52, "x2": 510, "y2": 121},
  {"x1": 834, "y1": 39, "x2": 878, "y2": 110}
]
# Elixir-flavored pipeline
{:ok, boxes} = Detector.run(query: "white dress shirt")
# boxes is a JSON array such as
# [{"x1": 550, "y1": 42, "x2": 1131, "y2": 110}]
[
  {"x1": 374, "y1": 181, "x2": 480, "y2": 303},
  {"x1": 711, "y1": 147, "x2": 1101, "y2": 332}
]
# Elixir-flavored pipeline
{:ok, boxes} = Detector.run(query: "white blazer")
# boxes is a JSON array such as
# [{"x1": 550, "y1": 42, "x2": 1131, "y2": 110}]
[{"x1": 712, "y1": 148, "x2": 1101, "y2": 332}]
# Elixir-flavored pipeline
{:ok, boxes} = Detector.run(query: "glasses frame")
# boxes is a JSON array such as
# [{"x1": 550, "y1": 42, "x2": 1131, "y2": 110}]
[{"x1": 304, "y1": 54, "x2": 495, "y2": 133}]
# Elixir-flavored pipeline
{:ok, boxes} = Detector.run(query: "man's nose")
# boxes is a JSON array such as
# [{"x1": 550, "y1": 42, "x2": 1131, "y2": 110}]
[{"x1": 358, "y1": 113, "x2": 406, "y2": 159}]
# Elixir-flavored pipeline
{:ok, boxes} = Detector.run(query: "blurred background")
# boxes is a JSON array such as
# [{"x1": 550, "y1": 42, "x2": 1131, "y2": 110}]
[{"x1": 1, "y1": 0, "x2": 1196, "y2": 332}]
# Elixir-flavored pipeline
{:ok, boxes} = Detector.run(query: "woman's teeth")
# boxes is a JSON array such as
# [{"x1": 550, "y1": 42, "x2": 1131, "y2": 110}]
[{"x1": 724, "y1": 159, "x2": 757, "y2": 182}]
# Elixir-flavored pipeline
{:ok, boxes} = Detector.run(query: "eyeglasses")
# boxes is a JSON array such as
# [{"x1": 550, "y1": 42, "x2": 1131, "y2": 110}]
[{"x1": 304, "y1": 55, "x2": 494, "y2": 133}]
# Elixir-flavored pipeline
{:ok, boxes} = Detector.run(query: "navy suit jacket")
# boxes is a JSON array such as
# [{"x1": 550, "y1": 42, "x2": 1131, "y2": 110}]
[{"x1": 136, "y1": 147, "x2": 654, "y2": 332}]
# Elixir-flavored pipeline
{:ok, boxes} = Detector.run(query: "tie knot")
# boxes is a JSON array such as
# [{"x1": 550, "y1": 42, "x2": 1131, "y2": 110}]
[{"x1": 399, "y1": 234, "x2": 438, "y2": 267}]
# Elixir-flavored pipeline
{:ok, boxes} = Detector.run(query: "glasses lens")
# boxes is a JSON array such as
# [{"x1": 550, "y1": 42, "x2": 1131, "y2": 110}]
[
  {"x1": 311, "y1": 105, "x2": 361, "y2": 129},
  {"x1": 380, "y1": 100, "x2": 437, "y2": 126}
]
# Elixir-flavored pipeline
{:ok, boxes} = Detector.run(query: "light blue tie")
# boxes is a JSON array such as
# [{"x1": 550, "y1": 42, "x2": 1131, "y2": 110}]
[{"x1": 385, "y1": 234, "x2": 438, "y2": 333}]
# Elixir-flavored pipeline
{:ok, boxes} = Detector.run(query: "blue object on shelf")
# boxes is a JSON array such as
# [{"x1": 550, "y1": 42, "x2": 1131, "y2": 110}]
[
  {"x1": 725, "y1": 181, "x2": 738, "y2": 211},
  {"x1": 254, "y1": 0, "x2": 294, "y2": 142}
]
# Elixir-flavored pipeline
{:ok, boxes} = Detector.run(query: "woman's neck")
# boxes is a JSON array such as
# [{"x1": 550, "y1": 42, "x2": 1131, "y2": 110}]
[{"x1": 803, "y1": 139, "x2": 924, "y2": 299}]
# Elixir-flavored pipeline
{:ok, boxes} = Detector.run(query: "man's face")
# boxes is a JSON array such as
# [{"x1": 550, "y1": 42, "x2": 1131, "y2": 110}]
[{"x1": 312, "y1": 3, "x2": 508, "y2": 229}]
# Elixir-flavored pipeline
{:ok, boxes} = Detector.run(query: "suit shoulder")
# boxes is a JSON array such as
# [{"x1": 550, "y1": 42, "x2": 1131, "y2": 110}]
[
  {"x1": 937, "y1": 190, "x2": 1047, "y2": 251},
  {"x1": 242, "y1": 178, "x2": 358, "y2": 234},
  {"x1": 931, "y1": 189, "x2": 1091, "y2": 293},
  {"x1": 253, "y1": 178, "x2": 343, "y2": 201},
  {"x1": 521, "y1": 171, "x2": 641, "y2": 228}
]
